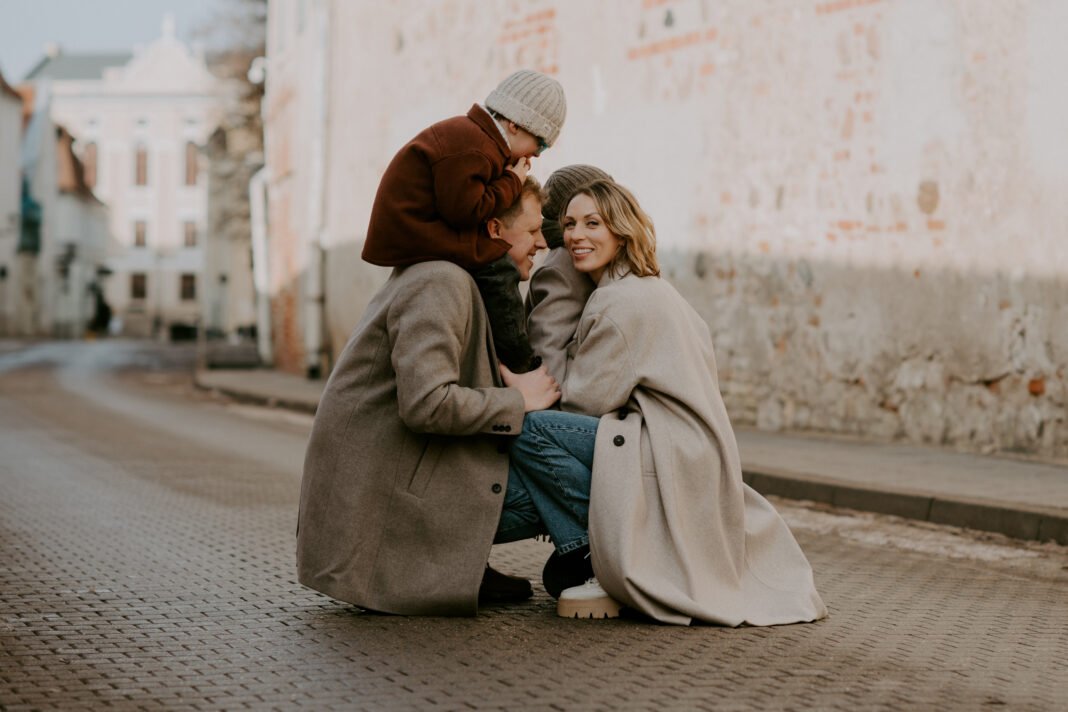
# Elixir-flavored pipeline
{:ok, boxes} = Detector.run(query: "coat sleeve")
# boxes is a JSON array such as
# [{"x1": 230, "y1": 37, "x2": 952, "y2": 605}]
[
  {"x1": 431, "y1": 150, "x2": 522, "y2": 230},
  {"x1": 526, "y1": 255, "x2": 595, "y2": 382},
  {"x1": 387, "y1": 273, "x2": 525, "y2": 435},
  {"x1": 560, "y1": 305, "x2": 640, "y2": 417}
]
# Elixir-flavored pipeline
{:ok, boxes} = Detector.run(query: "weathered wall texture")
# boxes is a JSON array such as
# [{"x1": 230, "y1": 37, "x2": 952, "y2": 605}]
[{"x1": 267, "y1": 0, "x2": 1068, "y2": 457}]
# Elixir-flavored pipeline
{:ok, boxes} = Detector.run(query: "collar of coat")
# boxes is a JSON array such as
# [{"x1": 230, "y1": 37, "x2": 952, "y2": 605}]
[
  {"x1": 466, "y1": 104, "x2": 510, "y2": 161},
  {"x1": 598, "y1": 265, "x2": 634, "y2": 289}
]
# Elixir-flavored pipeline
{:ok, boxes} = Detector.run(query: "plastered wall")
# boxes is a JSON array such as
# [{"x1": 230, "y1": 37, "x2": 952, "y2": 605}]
[{"x1": 277, "y1": 0, "x2": 1068, "y2": 456}]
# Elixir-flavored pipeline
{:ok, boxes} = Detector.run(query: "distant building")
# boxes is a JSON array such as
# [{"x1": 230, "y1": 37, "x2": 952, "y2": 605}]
[
  {"x1": 25, "y1": 17, "x2": 225, "y2": 337},
  {"x1": 0, "y1": 70, "x2": 22, "y2": 334},
  {"x1": 10, "y1": 79, "x2": 110, "y2": 338}
]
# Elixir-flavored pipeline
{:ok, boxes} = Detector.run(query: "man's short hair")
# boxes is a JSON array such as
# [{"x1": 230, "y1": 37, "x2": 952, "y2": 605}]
[{"x1": 498, "y1": 176, "x2": 545, "y2": 226}]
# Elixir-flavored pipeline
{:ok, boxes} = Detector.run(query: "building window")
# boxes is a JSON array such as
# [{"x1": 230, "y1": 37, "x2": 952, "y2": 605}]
[
  {"x1": 133, "y1": 220, "x2": 147, "y2": 247},
  {"x1": 180, "y1": 274, "x2": 196, "y2": 301},
  {"x1": 83, "y1": 142, "x2": 97, "y2": 188},
  {"x1": 183, "y1": 221, "x2": 197, "y2": 247},
  {"x1": 134, "y1": 143, "x2": 148, "y2": 186},
  {"x1": 184, "y1": 141, "x2": 198, "y2": 186},
  {"x1": 131, "y1": 273, "x2": 147, "y2": 300}
]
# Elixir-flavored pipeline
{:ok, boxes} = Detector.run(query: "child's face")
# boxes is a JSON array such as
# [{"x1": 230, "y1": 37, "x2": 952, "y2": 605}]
[{"x1": 508, "y1": 124, "x2": 547, "y2": 160}]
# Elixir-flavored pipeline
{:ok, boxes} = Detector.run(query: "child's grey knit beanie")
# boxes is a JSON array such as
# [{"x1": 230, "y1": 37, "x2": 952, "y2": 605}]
[{"x1": 486, "y1": 69, "x2": 567, "y2": 146}]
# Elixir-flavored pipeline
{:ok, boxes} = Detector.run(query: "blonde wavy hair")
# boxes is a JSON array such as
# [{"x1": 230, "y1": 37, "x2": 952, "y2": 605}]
[{"x1": 561, "y1": 179, "x2": 660, "y2": 278}]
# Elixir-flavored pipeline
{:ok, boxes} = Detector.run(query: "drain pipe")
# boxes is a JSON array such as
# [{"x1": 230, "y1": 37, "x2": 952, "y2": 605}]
[
  {"x1": 303, "y1": 0, "x2": 331, "y2": 379},
  {"x1": 248, "y1": 166, "x2": 272, "y2": 366}
]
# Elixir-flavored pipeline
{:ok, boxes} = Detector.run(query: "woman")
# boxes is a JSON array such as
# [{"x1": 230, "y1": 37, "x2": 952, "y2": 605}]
[
  {"x1": 526, "y1": 164, "x2": 610, "y2": 382},
  {"x1": 538, "y1": 179, "x2": 826, "y2": 625}
]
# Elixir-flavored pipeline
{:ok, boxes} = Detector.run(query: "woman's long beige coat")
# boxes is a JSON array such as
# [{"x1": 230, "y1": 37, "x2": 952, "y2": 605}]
[{"x1": 561, "y1": 271, "x2": 827, "y2": 626}]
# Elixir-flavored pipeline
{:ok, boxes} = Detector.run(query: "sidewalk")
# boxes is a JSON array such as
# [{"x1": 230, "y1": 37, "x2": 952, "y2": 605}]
[{"x1": 195, "y1": 367, "x2": 1068, "y2": 545}]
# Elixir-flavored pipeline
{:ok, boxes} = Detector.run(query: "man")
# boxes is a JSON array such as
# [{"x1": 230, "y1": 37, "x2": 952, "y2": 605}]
[{"x1": 297, "y1": 178, "x2": 557, "y2": 615}]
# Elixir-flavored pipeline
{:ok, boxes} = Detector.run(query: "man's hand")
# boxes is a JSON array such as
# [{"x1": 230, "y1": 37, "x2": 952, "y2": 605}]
[
  {"x1": 499, "y1": 363, "x2": 560, "y2": 412},
  {"x1": 506, "y1": 157, "x2": 531, "y2": 183}
]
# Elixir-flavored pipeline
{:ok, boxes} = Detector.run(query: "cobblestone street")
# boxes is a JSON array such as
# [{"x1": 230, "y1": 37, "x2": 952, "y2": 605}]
[{"x1": 2, "y1": 342, "x2": 1067, "y2": 710}]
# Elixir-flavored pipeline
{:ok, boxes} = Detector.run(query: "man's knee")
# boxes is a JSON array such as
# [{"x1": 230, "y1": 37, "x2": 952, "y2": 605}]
[
  {"x1": 511, "y1": 410, "x2": 555, "y2": 458},
  {"x1": 522, "y1": 409, "x2": 556, "y2": 432}
]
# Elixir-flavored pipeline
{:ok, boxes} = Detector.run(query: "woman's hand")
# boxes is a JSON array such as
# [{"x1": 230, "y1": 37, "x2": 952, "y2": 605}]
[{"x1": 499, "y1": 363, "x2": 560, "y2": 412}]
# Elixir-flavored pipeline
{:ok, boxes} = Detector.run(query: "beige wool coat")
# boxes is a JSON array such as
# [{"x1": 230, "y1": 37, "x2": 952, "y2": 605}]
[
  {"x1": 297, "y1": 261, "x2": 525, "y2": 615},
  {"x1": 526, "y1": 247, "x2": 595, "y2": 382},
  {"x1": 561, "y1": 270, "x2": 828, "y2": 626}
]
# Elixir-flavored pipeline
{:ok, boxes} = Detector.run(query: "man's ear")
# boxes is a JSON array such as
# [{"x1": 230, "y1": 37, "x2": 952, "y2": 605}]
[{"x1": 486, "y1": 217, "x2": 503, "y2": 241}]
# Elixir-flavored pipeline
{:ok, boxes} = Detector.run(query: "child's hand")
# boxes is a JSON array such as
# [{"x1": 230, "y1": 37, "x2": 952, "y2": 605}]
[{"x1": 507, "y1": 157, "x2": 531, "y2": 182}]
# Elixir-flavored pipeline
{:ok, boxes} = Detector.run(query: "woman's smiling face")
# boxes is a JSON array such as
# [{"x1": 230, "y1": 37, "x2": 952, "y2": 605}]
[{"x1": 562, "y1": 193, "x2": 622, "y2": 284}]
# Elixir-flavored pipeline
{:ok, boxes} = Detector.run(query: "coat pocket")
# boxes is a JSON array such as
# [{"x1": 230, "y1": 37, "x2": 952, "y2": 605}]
[{"x1": 407, "y1": 436, "x2": 445, "y2": 498}]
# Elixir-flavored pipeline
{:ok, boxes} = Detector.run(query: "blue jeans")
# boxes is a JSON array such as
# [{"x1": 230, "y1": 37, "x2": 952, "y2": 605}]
[{"x1": 494, "y1": 410, "x2": 598, "y2": 554}]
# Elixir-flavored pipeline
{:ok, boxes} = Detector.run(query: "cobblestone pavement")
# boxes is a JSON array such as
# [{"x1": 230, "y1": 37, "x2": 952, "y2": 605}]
[{"x1": 2, "y1": 342, "x2": 1067, "y2": 711}]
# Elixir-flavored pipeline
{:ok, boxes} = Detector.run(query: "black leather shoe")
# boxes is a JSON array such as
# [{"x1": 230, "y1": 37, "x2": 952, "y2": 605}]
[
  {"x1": 542, "y1": 545, "x2": 594, "y2": 599},
  {"x1": 479, "y1": 565, "x2": 533, "y2": 604}
]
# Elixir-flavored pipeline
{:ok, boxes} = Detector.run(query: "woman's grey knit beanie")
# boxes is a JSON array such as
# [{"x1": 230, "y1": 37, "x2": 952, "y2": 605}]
[
  {"x1": 485, "y1": 70, "x2": 567, "y2": 147},
  {"x1": 541, "y1": 164, "x2": 613, "y2": 249}
]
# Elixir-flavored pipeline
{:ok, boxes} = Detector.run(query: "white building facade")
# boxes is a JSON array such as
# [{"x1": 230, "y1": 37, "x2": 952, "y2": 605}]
[
  {"x1": 10, "y1": 83, "x2": 112, "y2": 338},
  {"x1": 0, "y1": 72, "x2": 22, "y2": 335},
  {"x1": 28, "y1": 18, "x2": 225, "y2": 337}
]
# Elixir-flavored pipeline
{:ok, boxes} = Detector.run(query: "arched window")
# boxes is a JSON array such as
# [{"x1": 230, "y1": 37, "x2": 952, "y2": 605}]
[
  {"x1": 134, "y1": 143, "x2": 148, "y2": 186},
  {"x1": 184, "y1": 141, "x2": 198, "y2": 186},
  {"x1": 83, "y1": 142, "x2": 97, "y2": 188}
]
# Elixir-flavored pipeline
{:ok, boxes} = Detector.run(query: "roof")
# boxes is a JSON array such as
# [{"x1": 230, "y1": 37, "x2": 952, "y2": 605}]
[{"x1": 24, "y1": 52, "x2": 132, "y2": 82}]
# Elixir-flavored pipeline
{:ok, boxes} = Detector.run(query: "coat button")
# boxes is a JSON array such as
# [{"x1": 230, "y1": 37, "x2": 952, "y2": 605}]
[
  {"x1": 613, "y1": 435, "x2": 625, "y2": 446},
  {"x1": 492, "y1": 425, "x2": 500, "y2": 432},
  {"x1": 491, "y1": 483, "x2": 502, "y2": 494},
  {"x1": 503, "y1": 424, "x2": 512, "y2": 433}
]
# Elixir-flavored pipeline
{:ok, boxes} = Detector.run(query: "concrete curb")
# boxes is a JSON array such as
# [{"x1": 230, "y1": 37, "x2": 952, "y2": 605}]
[
  {"x1": 742, "y1": 467, "x2": 1068, "y2": 546},
  {"x1": 193, "y1": 374, "x2": 319, "y2": 415},
  {"x1": 193, "y1": 372, "x2": 1068, "y2": 546}
]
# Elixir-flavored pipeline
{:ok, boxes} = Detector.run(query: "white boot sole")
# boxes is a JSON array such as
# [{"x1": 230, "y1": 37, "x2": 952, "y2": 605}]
[{"x1": 556, "y1": 596, "x2": 622, "y2": 619}]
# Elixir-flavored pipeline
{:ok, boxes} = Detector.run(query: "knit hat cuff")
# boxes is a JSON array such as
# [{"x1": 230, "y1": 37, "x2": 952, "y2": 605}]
[{"x1": 486, "y1": 92, "x2": 563, "y2": 146}]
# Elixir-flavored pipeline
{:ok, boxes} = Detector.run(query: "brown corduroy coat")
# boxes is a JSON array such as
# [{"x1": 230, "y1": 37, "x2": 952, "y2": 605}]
[
  {"x1": 361, "y1": 104, "x2": 520, "y2": 270},
  {"x1": 562, "y1": 270, "x2": 828, "y2": 626},
  {"x1": 296, "y1": 261, "x2": 525, "y2": 615}
]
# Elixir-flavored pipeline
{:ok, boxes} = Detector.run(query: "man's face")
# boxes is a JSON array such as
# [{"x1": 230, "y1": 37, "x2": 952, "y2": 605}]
[{"x1": 495, "y1": 193, "x2": 547, "y2": 280}]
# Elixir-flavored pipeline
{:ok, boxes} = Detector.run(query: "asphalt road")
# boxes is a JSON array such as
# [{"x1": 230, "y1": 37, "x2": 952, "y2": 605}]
[{"x1": 2, "y1": 340, "x2": 1066, "y2": 711}]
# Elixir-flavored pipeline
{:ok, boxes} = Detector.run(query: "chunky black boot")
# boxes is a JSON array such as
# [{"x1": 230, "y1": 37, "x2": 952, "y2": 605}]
[
  {"x1": 479, "y1": 565, "x2": 534, "y2": 604},
  {"x1": 541, "y1": 545, "x2": 594, "y2": 599}
]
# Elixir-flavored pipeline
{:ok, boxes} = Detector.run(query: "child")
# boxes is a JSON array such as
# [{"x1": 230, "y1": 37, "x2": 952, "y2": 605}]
[{"x1": 362, "y1": 69, "x2": 566, "y2": 373}]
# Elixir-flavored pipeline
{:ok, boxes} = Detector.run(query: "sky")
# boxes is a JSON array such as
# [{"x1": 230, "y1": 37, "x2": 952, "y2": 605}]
[{"x1": 0, "y1": 0, "x2": 224, "y2": 82}]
